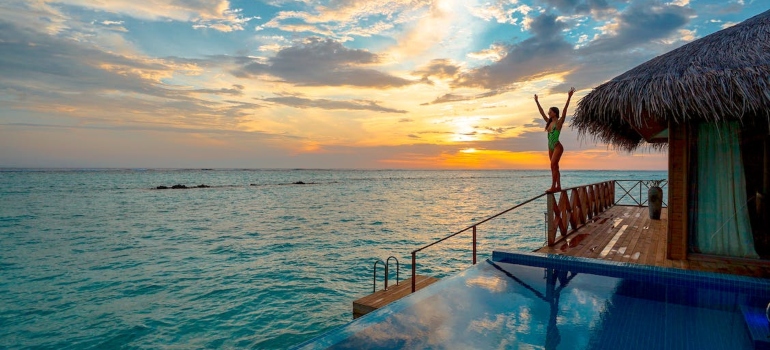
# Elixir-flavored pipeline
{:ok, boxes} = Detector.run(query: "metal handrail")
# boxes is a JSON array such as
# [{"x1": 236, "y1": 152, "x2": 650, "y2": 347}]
[
  {"x1": 614, "y1": 179, "x2": 668, "y2": 207},
  {"x1": 386, "y1": 256, "x2": 399, "y2": 289},
  {"x1": 372, "y1": 259, "x2": 386, "y2": 293},
  {"x1": 405, "y1": 178, "x2": 669, "y2": 293},
  {"x1": 410, "y1": 192, "x2": 548, "y2": 292},
  {"x1": 371, "y1": 256, "x2": 400, "y2": 292}
]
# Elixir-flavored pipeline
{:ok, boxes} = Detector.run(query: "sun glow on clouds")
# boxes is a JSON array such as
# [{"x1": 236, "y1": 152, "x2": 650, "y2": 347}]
[
  {"x1": 4, "y1": 0, "x2": 758, "y2": 169},
  {"x1": 386, "y1": 0, "x2": 486, "y2": 64},
  {"x1": 450, "y1": 116, "x2": 483, "y2": 142},
  {"x1": 381, "y1": 148, "x2": 547, "y2": 169}
]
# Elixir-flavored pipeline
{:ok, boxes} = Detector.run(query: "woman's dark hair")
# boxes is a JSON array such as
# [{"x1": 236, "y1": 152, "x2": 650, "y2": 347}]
[
  {"x1": 549, "y1": 107, "x2": 559, "y2": 116},
  {"x1": 545, "y1": 107, "x2": 560, "y2": 130}
]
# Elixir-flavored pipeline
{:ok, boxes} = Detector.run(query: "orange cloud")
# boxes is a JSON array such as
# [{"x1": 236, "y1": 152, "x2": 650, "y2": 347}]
[
  {"x1": 381, "y1": 148, "x2": 547, "y2": 169},
  {"x1": 378, "y1": 147, "x2": 667, "y2": 170}
]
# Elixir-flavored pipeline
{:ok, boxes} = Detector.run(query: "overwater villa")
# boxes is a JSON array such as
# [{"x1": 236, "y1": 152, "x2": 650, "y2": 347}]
[{"x1": 297, "y1": 10, "x2": 770, "y2": 350}]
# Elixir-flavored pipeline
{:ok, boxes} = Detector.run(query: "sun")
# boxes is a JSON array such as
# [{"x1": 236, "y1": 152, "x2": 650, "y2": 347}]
[{"x1": 450, "y1": 117, "x2": 482, "y2": 142}]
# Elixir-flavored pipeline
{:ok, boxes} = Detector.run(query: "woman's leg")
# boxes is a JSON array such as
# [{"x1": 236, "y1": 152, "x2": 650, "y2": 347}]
[
  {"x1": 550, "y1": 143, "x2": 564, "y2": 190},
  {"x1": 548, "y1": 148, "x2": 555, "y2": 190}
]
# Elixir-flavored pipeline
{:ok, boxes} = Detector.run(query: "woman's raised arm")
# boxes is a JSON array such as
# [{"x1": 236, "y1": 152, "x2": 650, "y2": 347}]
[
  {"x1": 534, "y1": 94, "x2": 548, "y2": 122},
  {"x1": 559, "y1": 87, "x2": 576, "y2": 124}
]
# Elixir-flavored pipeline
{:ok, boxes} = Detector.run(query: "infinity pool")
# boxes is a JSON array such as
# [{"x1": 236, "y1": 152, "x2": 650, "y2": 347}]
[{"x1": 295, "y1": 252, "x2": 770, "y2": 349}]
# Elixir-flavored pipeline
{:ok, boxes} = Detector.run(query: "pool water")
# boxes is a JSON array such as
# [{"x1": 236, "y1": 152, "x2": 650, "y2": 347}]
[{"x1": 296, "y1": 252, "x2": 770, "y2": 349}]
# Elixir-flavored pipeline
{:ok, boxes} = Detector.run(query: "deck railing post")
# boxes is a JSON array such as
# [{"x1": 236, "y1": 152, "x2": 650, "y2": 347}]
[
  {"x1": 546, "y1": 192, "x2": 556, "y2": 246},
  {"x1": 611, "y1": 181, "x2": 616, "y2": 204},
  {"x1": 639, "y1": 181, "x2": 643, "y2": 207},
  {"x1": 472, "y1": 225, "x2": 477, "y2": 265},
  {"x1": 411, "y1": 252, "x2": 416, "y2": 293}
]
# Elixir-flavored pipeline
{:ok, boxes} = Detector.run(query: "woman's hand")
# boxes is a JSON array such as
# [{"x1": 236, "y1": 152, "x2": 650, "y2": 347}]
[
  {"x1": 567, "y1": 87, "x2": 575, "y2": 97},
  {"x1": 534, "y1": 94, "x2": 539, "y2": 102}
]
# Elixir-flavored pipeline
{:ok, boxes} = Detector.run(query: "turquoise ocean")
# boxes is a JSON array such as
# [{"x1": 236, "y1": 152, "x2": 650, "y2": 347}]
[{"x1": 0, "y1": 169, "x2": 666, "y2": 349}]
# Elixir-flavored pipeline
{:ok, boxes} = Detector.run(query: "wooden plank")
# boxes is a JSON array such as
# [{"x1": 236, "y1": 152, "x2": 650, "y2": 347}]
[
  {"x1": 563, "y1": 216, "x2": 614, "y2": 258},
  {"x1": 582, "y1": 209, "x2": 631, "y2": 259},
  {"x1": 608, "y1": 207, "x2": 646, "y2": 261},
  {"x1": 654, "y1": 210, "x2": 670, "y2": 267},
  {"x1": 643, "y1": 223, "x2": 661, "y2": 266},
  {"x1": 602, "y1": 207, "x2": 638, "y2": 260},
  {"x1": 637, "y1": 232, "x2": 655, "y2": 264},
  {"x1": 600, "y1": 224, "x2": 629, "y2": 260},
  {"x1": 625, "y1": 207, "x2": 650, "y2": 261},
  {"x1": 646, "y1": 212, "x2": 667, "y2": 265},
  {"x1": 538, "y1": 206, "x2": 633, "y2": 260},
  {"x1": 609, "y1": 210, "x2": 638, "y2": 261},
  {"x1": 634, "y1": 209, "x2": 662, "y2": 265},
  {"x1": 617, "y1": 208, "x2": 648, "y2": 263},
  {"x1": 353, "y1": 275, "x2": 439, "y2": 318},
  {"x1": 562, "y1": 214, "x2": 613, "y2": 258}
]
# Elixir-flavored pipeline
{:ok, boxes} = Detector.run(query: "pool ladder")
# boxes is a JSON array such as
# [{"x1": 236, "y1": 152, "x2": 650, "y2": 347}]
[{"x1": 372, "y1": 256, "x2": 399, "y2": 292}]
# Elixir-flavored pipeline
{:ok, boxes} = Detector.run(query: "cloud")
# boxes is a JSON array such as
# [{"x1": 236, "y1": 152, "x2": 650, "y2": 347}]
[
  {"x1": 483, "y1": 126, "x2": 517, "y2": 134},
  {"x1": 539, "y1": 0, "x2": 612, "y2": 14},
  {"x1": 232, "y1": 37, "x2": 415, "y2": 88},
  {"x1": 190, "y1": 85, "x2": 245, "y2": 96},
  {"x1": 451, "y1": 13, "x2": 573, "y2": 90},
  {"x1": 552, "y1": 0, "x2": 695, "y2": 91},
  {"x1": 442, "y1": 1, "x2": 696, "y2": 96},
  {"x1": 385, "y1": 0, "x2": 474, "y2": 61},
  {"x1": 0, "y1": 1, "x2": 70, "y2": 35},
  {"x1": 583, "y1": 1, "x2": 694, "y2": 52},
  {"x1": 412, "y1": 59, "x2": 461, "y2": 83},
  {"x1": 263, "y1": 96, "x2": 407, "y2": 113},
  {"x1": 0, "y1": 121, "x2": 292, "y2": 138},
  {"x1": 707, "y1": 1, "x2": 745, "y2": 15},
  {"x1": 46, "y1": 0, "x2": 254, "y2": 32},
  {"x1": 721, "y1": 21, "x2": 738, "y2": 29},
  {"x1": 422, "y1": 89, "x2": 508, "y2": 105},
  {"x1": 467, "y1": 44, "x2": 508, "y2": 62},
  {"x1": 0, "y1": 17, "x2": 265, "y2": 133},
  {"x1": 466, "y1": 2, "x2": 532, "y2": 24},
  {"x1": 262, "y1": 0, "x2": 431, "y2": 38}
]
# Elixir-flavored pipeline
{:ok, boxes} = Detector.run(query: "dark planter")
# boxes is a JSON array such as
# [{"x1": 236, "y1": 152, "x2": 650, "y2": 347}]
[{"x1": 648, "y1": 186, "x2": 663, "y2": 220}]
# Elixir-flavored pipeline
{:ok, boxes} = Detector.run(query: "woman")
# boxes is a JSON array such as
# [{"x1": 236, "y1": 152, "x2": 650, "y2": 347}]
[{"x1": 534, "y1": 87, "x2": 575, "y2": 192}]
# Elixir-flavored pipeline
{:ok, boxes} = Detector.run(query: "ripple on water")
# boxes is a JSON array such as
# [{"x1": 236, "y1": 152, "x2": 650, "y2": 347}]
[{"x1": 0, "y1": 169, "x2": 665, "y2": 349}]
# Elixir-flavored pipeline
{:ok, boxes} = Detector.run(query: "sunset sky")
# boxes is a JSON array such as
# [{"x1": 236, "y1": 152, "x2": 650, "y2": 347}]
[{"x1": 0, "y1": 0, "x2": 765, "y2": 169}]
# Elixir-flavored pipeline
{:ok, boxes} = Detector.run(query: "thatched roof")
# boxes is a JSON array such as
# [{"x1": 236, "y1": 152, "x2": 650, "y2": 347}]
[{"x1": 573, "y1": 9, "x2": 770, "y2": 151}]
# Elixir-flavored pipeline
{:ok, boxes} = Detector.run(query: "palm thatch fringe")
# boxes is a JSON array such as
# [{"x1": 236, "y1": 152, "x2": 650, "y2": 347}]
[{"x1": 573, "y1": 9, "x2": 770, "y2": 151}]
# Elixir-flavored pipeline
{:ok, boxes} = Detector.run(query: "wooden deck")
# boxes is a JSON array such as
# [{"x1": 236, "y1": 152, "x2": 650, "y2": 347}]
[
  {"x1": 352, "y1": 275, "x2": 439, "y2": 319},
  {"x1": 536, "y1": 205, "x2": 770, "y2": 278}
]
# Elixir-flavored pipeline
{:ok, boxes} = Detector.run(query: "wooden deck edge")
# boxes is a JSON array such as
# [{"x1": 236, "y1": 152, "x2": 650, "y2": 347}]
[{"x1": 352, "y1": 275, "x2": 439, "y2": 319}]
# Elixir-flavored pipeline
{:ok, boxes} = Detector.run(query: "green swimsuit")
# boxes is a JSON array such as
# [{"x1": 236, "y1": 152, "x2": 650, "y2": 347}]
[{"x1": 548, "y1": 128, "x2": 561, "y2": 151}]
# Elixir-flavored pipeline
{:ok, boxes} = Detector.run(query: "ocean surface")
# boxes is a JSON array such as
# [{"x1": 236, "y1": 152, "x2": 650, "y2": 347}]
[{"x1": 0, "y1": 169, "x2": 666, "y2": 349}]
